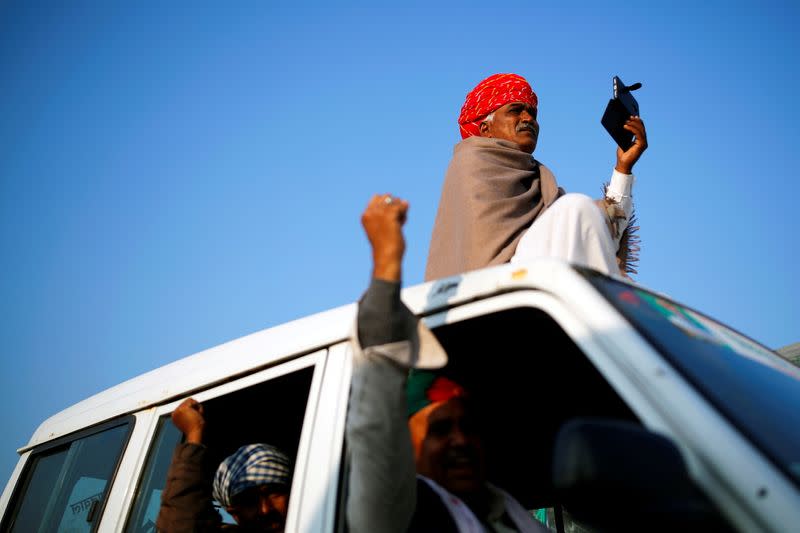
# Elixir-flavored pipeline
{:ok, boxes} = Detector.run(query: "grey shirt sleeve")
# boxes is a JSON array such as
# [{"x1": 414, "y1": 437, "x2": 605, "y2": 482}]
[
  {"x1": 347, "y1": 278, "x2": 418, "y2": 533},
  {"x1": 357, "y1": 278, "x2": 415, "y2": 348}
]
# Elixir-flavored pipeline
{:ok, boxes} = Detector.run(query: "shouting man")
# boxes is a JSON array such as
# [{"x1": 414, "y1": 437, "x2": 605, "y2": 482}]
[{"x1": 347, "y1": 193, "x2": 547, "y2": 532}]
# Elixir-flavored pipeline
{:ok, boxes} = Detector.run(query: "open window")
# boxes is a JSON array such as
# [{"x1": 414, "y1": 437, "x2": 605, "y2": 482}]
[
  {"x1": 429, "y1": 305, "x2": 639, "y2": 510},
  {"x1": 125, "y1": 356, "x2": 318, "y2": 532}
]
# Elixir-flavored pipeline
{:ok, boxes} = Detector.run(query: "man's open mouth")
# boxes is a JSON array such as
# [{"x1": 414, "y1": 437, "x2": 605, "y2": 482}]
[{"x1": 444, "y1": 451, "x2": 478, "y2": 472}]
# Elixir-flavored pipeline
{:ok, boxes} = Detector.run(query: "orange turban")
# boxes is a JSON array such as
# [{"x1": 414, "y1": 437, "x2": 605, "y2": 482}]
[{"x1": 457, "y1": 73, "x2": 538, "y2": 139}]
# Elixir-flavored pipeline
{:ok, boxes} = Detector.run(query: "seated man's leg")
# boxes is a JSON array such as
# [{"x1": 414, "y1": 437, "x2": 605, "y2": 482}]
[{"x1": 511, "y1": 193, "x2": 618, "y2": 275}]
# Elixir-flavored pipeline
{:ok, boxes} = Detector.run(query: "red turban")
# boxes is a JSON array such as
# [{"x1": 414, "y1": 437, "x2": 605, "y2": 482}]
[{"x1": 458, "y1": 73, "x2": 538, "y2": 139}]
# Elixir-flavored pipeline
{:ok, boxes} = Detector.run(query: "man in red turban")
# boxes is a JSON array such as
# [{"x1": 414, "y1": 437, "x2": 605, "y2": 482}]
[{"x1": 425, "y1": 73, "x2": 648, "y2": 281}]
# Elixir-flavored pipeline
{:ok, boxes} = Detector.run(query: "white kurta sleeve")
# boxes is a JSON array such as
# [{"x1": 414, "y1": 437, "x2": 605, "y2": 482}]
[{"x1": 605, "y1": 170, "x2": 635, "y2": 248}]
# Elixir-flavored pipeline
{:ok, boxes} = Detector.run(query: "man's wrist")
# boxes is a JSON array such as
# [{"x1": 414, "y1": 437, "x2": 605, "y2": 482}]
[
  {"x1": 372, "y1": 265, "x2": 401, "y2": 282},
  {"x1": 372, "y1": 253, "x2": 402, "y2": 282},
  {"x1": 615, "y1": 163, "x2": 633, "y2": 174},
  {"x1": 185, "y1": 428, "x2": 204, "y2": 444}
]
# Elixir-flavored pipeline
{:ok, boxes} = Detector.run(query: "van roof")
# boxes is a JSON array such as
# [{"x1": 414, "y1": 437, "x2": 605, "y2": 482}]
[{"x1": 23, "y1": 260, "x2": 597, "y2": 451}]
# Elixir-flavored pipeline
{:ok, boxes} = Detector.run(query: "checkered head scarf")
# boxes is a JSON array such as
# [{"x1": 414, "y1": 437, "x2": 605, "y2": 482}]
[
  {"x1": 458, "y1": 73, "x2": 538, "y2": 139},
  {"x1": 212, "y1": 443, "x2": 292, "y2": 508}
]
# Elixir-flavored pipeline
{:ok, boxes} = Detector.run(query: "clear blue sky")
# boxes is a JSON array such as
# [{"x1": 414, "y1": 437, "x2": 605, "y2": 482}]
[{"x1": 1, "y1": 1, "x2": 798, "y2": 484}]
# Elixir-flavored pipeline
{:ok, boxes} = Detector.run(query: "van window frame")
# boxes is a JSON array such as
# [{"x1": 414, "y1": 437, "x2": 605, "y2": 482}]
[
  {"x1": 121, "y1": 350, "x2": 326, "y2": 532},
  {"x1": 293, "y1": 341, "x2": 352, "y2": 532},
  {"x1": 1, "y1": 415, "x2": 134, "y2": 532}
]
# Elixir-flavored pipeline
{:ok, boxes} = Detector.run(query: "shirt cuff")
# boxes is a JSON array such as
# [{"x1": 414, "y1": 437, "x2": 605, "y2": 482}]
[
  {"x1": 606, "y1": 169, "x2": 635, "y2": 220},
  {"x1": 607, "y1": 169, "x2": 635, "y2": 197}
]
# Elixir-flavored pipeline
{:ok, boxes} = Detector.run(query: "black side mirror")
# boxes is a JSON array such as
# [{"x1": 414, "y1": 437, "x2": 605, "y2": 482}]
[{"x1": 552, "y1": 419, "x2": 732, "y2": 532}]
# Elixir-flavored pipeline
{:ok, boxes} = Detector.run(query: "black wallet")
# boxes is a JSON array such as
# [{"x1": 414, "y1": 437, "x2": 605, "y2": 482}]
[{"x1": 601, "y1": 76, "x2": 641, "y2": 150}]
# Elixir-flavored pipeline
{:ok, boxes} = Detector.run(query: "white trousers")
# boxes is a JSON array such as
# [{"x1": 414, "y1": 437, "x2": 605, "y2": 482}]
[{"x1": 510, "y1": 193, "x2": 619, "y2": 276}]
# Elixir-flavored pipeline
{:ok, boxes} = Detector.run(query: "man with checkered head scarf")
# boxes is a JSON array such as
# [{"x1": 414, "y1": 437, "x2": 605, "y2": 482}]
[
  {"x1": 156, "y1": 398, "x2": 292, "y2": 532},
  {"x1": 425, "y1": 73, "x2": 648, "y2": 281},
  {"x1": 213, "y1": 444, "x2": 291, "y2": 531}
]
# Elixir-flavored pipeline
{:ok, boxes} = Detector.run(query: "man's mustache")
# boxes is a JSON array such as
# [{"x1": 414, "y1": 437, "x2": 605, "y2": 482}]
[
  {"x1": 517, "y1": 122, "x2": 537, "y2": 134},
  {"x1": 240, "y1": 510, "x2": 285, "y2": 532}
]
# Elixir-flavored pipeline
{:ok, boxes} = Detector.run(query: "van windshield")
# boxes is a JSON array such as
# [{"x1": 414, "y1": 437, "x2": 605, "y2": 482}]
[{"x1": 582, "y1": 269, "x2": 800, "y2": 488}]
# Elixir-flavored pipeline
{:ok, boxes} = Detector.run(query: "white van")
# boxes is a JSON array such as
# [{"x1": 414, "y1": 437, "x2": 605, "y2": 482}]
[{"x1": 1, "y1": 260, "x2": 799, "y2": 532}]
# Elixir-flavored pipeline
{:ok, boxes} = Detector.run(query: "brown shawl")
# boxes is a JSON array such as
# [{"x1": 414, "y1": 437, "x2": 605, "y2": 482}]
[{"x1": 425, "y1": 136, "x2": 563, "y2": 281}]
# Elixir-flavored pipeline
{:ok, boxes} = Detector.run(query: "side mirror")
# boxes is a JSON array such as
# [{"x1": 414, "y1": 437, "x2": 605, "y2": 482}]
[{"x1": 552, "y1": 419, "x2": 730, "y2": 532}]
